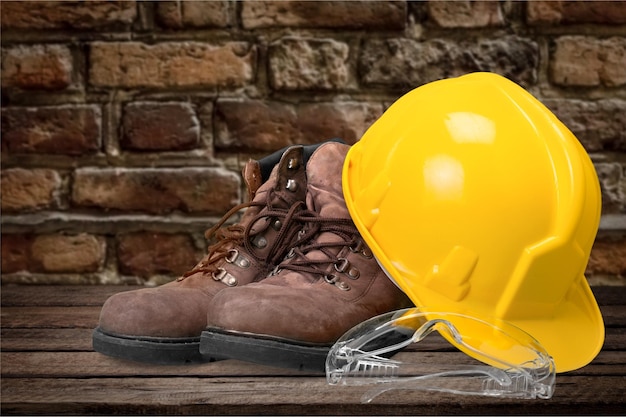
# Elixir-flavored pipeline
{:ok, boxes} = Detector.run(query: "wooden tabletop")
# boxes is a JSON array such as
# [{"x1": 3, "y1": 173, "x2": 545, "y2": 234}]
[{"x1": 1, "y1": 285, "x2": 625, "y2": 415}]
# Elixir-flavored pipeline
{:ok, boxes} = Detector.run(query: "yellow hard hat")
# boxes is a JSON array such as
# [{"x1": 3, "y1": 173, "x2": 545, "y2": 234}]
[{"x1": 342, "y1": 72, "x2": 604, "y2": 373}]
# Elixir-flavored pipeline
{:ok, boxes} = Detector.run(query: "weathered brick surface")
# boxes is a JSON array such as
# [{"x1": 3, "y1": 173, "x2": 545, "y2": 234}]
[
  {"x1": 156, "y1": 1, "x2": 232, "y2": 28},
  {"x1": 528, "y1": 1, "x2": 626, "y2": 25},
  {"x1": 0, "y1": 1, "x2": 137, "y2": 30},
  {"x1": 542, "y1": 99, "x2": 626, "y2": 152},
  {"x1": 89, "y1": 42, "x2": 255, "y2": 89},
  {"x1": 1, "y1": 0, "x2": 624, "y2": 285},
  {"x1": 1, "y1": 45, "x2": 73, "y2": 91},
  {"x1": 242, "y1": 0, "x2": 406, "y2": 29},
  {"x1": 1, "y1": 234, "x2": 32, "y2": 273},
  {"x1": 32, "y1": 233, "x2": 105, "y2": 273},
  {"x1": 215, "y1": 100, "x2": 297, "y2": 151},
  {"x1": 121, "y1": 102, "x2": 200, "y2": 151},
  {"x1": 587, "y1": 237, "x2": 626, "y2": 278},
  {"x1": 551, "y1": 36, "x2": 626, "y2": 87},
  {"x1": 595, "y1": 163, "x2": 625, "y2": 214},
  {"x1": 427, "y1": 1, "x2": 504, "y2": 28},
  {"x1": 269, "y1": 38, "x2": 351, "y2": 90},
  {"x1": 117, "y1": 232, "x2": 200, "y2": 278},
  {"x1": 297, "y1": 102, "x2": 384, "y2": 145},
  {"x1": 2, "y1": 233, "x2": 105, "y2": 274},
  {"x1": 1, "y1": 169, "x2": 61, "y2": 212},
  {"x1": 359, "y1": 36, "x2": 539, "y2": 88},
  {"x1": 1, "y1": 105, "x2": 101, "y2": 155},
  {"x1": 71, "y1": 168, "x2": 240, "y2": 215},
  {"x1": 215, "y1": 100, "x2": 383, "y2": 151}
]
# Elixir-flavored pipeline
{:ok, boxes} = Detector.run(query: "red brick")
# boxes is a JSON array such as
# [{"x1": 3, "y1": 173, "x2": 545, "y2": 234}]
[
  {"x1": 428, "y1": 1, "x2": 504, "y2": 28},
  {"x1": 1, "y1": 234, "x2": 32, "y2": 273},
  {"x1": 1, "y1": 169, "x2": 61, "y2": 212},
  {"x1": 156, "y1": 1, "x2": 232, "y2": 28},
  {"x1": 117, "y1": 232, "x2": 200, "y2": 278},
  {"x1": 269, "y1": 38, "x2": 351, "y2": 90},
  {"x1": 89, "y1": 42, "x2": 255, "y2": 89},
  {"x1": 215, "y1": 100, "x2": 383, "y2": 151},
  {"x1": 587, "y1": 237, "x2": 626, "y2": 277},
  {"x1": 122, "y1": 102, "x2": 200, "y2": 151},
  {"x1": 551, "y1": 36, "x2": 626, "y2": 87},
  {"x1": 1, "y1": 105, "x2": 101, "y2": 155},
  {"x1": 71, "y1": 167, "x2": 240, "y2": 215},
  {"x1": 1, "y1": 44, "x2": 73, "y2": 91},
  {"x1": 0, "y1": 1, "x2": 136, "y2": 30},
  {"x1": 242, "y1": 0, "x2": 406, "y2": 30},
  {"x1": 31, "y1": 234, "x2": 106, "y2": 273},
  {"x1": 297, "y1": 102, "x2": 384, "y2": 145},
  {"x1": 1, "y1": 233, "x2": 105, "y2": 274},
  {"x1": 528, "y1": 1, "x2": 626, "y2": 25},
  {"x1": 215, "y1": 100, "x2": 297, "y2": 152},
  {"x1": 594, "y1": 163, "x2": 624, "y2": 215}
]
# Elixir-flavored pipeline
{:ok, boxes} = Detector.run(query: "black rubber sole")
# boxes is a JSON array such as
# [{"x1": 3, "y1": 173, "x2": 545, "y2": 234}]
[
  {"x1": 200, "y1": 328, "x2": 330, "y2": 372},
  {"x1": 92, "y1": 327, "x2": 219, "y2": 365}
]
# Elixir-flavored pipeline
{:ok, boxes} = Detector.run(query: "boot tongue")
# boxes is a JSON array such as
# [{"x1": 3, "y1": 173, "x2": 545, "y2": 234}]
[
  {"x1": 303, "y1": 142, "x2": 352, "y2": 263},
  {"x1": 240, "y1": 159, "x2": 270, "y2": 226},
  {"x1": 305, "y1": 142, "x2": 350, "y2": 219},
  {"x1": 242, "y1": 159, "x2": 263, "y2": 202}
]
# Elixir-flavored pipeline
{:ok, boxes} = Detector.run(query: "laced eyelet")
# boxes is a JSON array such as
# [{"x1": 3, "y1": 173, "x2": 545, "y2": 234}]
[
  {"x1": 225, "y1": 249, "x2": 238, "y2": 263},
  {"x1": 349, "y1": 240, "x2": 363, "y2": 253},
  {"x1": 334, "y1": 257, "x2": 359, "y2": 279},
  {"x1": 212, "y1": 268, "x2": 237, "y2": 286},
  {"x1": 349, "y1": 240, "x2": 373, "y2": 259},
  {"x1": 334, "y1": 258, "x2": 350, "y2": 273},
  {"x1": 271, "y1": 218, "x2": 282, "y2": 230},
  {"x1": 212, "y1": 268, "x2": 227, "y2": 281},
  {"x1": 324, "y1": 274, "x2": 351, "y2": 291},
  {"x1": 286, "y1": 248, "x2": 296, "y2": 259},
  {"x1": 324, "y1": 274, "x2": 338, "y2": 284},
  {"x1": 225, "y1": 249, "x2": 250, "y2": 268}
]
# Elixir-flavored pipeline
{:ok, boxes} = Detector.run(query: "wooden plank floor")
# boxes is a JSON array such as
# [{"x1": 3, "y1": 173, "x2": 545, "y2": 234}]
[{"x1": 1, "y1": 285, "x2": 625, "y2": 415}]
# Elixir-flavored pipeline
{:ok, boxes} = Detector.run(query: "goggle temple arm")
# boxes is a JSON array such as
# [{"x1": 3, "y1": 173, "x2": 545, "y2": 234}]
[{"x1": 325, "y1": 308, "x2": 556, "y2": 403}]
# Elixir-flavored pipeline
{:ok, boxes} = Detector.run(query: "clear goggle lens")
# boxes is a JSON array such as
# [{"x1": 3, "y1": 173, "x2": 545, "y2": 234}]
[{"x1": 326, "y1": 307, "x2": 555, "y2": 402}]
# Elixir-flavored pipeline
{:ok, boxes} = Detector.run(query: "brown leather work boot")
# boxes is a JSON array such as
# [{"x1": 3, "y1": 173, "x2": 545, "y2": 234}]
[
  {"x1": 93, "y1": 145, "x2": 312, "y2": 364},
  {"x1": 199, "y1": 142, "x2": 413, "y2": 371}
]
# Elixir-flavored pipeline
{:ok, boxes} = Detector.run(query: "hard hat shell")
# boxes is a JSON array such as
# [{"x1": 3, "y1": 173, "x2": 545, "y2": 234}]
[{"x1": 342, "y1": 72, "x2": 604, "y2": 373}]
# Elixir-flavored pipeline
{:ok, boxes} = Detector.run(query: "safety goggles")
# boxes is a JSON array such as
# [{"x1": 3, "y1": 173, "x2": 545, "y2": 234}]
[{"x1": 326, "y1": 307, "x2": 555, "y2": 402}]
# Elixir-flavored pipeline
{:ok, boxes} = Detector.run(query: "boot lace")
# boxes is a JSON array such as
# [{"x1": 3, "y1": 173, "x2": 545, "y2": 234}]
[
  {"x1": 180, "y1": 190, "x2": 308, "y2": 280},
  {"x1": 274, "y1": 214, "x2": 366, "y2": 288}
]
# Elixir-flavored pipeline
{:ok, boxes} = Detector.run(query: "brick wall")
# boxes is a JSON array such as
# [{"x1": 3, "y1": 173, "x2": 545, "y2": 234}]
[{"x1": 1, "y1": 1, "x2": 625, "y2": 286}]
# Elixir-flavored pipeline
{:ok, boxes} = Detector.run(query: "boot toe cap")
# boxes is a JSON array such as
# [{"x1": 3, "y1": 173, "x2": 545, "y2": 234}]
[
  {"x1": 207, "y1": 284, "x2": 349, "y2": 344},
  {"x1": 98, "y1": 287, "x2": 210, "y2": 339}
]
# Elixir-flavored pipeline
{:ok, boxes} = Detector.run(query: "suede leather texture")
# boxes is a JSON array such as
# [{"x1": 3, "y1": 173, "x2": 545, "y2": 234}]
[{"x1": 206, "y1": 142, "x2": 413, "y2": 344}]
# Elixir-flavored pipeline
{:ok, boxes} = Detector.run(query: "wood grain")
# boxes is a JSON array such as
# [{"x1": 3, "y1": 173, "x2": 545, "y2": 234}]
[{"x1": 1, "y1": 285, "x2": 625, "y2": 415}]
